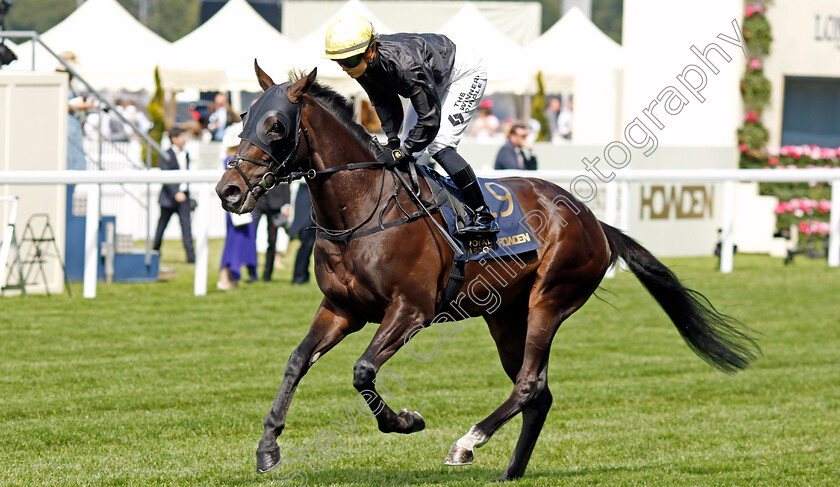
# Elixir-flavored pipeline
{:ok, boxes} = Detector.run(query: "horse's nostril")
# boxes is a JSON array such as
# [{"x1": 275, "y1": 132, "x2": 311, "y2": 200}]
[{"x1": 224, "y1": 185, "x2": 241, "y2": 200}]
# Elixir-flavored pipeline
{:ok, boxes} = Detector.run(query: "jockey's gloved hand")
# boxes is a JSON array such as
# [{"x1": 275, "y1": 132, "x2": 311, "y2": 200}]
[
  {"x1": 386, "y1": 137, "x2": 401, "y2": 150},
  {"x1": 379, "y1": 146, "x2": 414, "y2": 169}
]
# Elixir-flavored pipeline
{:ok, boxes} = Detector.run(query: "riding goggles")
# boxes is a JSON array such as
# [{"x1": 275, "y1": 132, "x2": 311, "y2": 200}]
[{"x1": 336, "y1": 52, "x2": 366, "y2": 68}]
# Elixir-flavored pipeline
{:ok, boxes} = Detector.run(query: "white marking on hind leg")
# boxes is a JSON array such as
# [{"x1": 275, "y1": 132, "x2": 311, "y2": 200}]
[
  {"x1": 310, "y1": 352, "x2": 321, "y2": 366},
  {"x1": 455, "y1": 425, "x2": 488, "y2": 450}
]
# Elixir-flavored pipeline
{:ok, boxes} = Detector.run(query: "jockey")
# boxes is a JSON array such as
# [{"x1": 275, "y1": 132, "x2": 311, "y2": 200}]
[{"x1": 324, "y1": 14, "x2": 499, "y2": 236}]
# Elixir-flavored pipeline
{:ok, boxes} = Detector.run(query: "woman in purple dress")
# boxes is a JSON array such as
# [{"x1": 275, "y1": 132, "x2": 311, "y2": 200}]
[{"x1": 217, "y1": 124, "x2": 258, "y2": 290}]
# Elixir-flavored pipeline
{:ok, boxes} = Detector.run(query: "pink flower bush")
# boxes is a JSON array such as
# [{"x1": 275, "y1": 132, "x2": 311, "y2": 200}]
[
  {"x1": 767, "y1": 145, "x2": 840, "y2": 167},
  {"x1": 818, "y1": 200, "x2": 832, "y2": 214},
  {"x1": 749, "y1": 59, "x2": 762, "y2": 71},
  {"x1": 745, "y1": 3, "x2": 767, "y2": 17},
  {"x1": 745, "y1": 111, "x2": 759, "y2": 123},
  {"x1": 799, "y1": 221, "x2": 831, "y2": 236}
]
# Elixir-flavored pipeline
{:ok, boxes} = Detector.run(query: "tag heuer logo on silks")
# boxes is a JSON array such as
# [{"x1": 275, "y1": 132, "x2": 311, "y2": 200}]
[{"x1": 448, "y1": 113, "x2": 465, "y2": 126}]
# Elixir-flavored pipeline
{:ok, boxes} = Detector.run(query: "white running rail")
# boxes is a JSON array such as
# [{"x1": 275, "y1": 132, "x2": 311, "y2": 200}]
[{"x1": 2, "y1": 168, "x2": 839, "y2": 298}]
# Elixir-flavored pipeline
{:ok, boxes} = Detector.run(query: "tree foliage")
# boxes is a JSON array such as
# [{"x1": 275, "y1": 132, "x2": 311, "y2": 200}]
[
  {"x1": 8, "y1": 0, "x2": 622, "y2": 44},
  {"x1": 115, "y1": 0, "x2": 201, "y2": 42},
  {"x1": 531, "y1": 72, "x2": 549, "y2": 142},
  {"x1": 5, "y1": 0, "x2": 75, "y2": 34},
  {"x1": 145, "y1": 66, "x2": 166, "y2": 167},
  {"x1": 5, "y1": 0, "x2": 199, "y2": 42},
  {"x1": 591, "y1": 0, "x2": 623, "y2": 44}
]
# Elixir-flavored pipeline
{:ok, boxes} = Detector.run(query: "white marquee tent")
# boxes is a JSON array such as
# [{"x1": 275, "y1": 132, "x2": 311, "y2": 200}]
[
  {"x1": 281, "y1": 1, "x2": 542, "y2": 47},
  {"x1": 291, "y1": 0, "x2": 395, "y2": 95},
  {"x1": 523, "y1": 6, "x2": 624, "y2": 86},
  {"x1": 523, "y1": 7, "x2": 626, "y2": 143},
  {"x1": 12, "y1": 0, "x2": 171, "y2": 91},
  {"x1": 438, "y1": 4, "x2": 531, "y2": 94},
  {"x1": 159, "y1": 0, "x2": 296, "y2": 93}
]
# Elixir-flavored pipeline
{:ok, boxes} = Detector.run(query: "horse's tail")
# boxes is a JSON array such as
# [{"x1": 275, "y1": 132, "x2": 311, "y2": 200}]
[{"x1": 600, "y1": 222, "x2": 761, "y2": 374}]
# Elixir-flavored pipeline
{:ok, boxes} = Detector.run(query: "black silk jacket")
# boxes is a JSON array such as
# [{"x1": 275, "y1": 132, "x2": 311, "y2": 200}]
[{"x1": 357, "y1": 33, "x2": 456, "y2": 154}]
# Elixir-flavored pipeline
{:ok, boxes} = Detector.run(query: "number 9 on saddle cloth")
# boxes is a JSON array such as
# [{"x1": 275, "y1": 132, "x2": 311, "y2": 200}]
[{"x1": 419, "y1": 166, "x2": 540, "y2": 261}]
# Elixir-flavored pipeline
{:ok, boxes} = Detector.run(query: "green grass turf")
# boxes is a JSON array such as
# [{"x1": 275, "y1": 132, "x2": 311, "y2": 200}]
[{"x1": 1, "y1": 241, "x2": 838, "y2": 486}]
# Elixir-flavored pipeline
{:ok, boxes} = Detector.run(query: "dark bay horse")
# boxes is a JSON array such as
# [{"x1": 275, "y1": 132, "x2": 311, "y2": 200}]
[{"x1": 216, "y1": 64, "x2": 760, "y2": 482}]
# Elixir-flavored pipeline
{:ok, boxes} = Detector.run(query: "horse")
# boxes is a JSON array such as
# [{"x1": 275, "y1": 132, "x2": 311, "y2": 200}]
[{"x1": 215, "y1": 63, "x2": 760, "y2": 482}]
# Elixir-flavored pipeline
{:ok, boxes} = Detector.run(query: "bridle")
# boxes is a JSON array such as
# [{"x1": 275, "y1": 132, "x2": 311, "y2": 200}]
[{"x1": 226, "y1": 126, "x2": 315, "y2": 201}]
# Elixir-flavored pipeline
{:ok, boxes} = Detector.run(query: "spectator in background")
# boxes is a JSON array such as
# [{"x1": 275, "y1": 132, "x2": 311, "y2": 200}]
[
  {"x1": 289, "y1": 183, "x2": 315, "y2": 285},
  {"x1": 544, "y1": 97, "x2": 561, "y2": 143},
  {"x1": 115, "y1": 98, "x2": 152, "y2": 138},
  {"x1": 252, "y1": 182, "x2": 291, "y2": 283},
  {"x1": 468, "y1": 99, "x2": 500, "y2": 141},
  {"x1": 57, "y1": 51, "x2": 92, "y2": 171},
  {"x1": 217, "y1": 123, "x2": 258, "y2": 290},
  {"x1": 207, "y1": 92, "x2": 237, "y2": 141},
  {"x1": 152, "y1": 127, "x2": 195, "y2": 263},
  {"x1": 494, "y1": 122, "x2": 537, "y2": 170},
  {"x1": 557, "y1": 96, "x2": 574, "y2": 142},
  {"x1": 0, "y1": 0, "x2": 18, "y2": 67},
  {"x1": 83, "y1": 101, "x2": 130, "y2": 142}
]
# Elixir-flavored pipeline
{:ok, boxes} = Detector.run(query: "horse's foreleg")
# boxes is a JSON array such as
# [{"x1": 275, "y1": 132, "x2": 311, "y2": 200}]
[
  {"x1": 257, "y1": 300, "x2": 363, "y2": 473},
  {"x1": 352, "y1": 298, "x2": 426, "y2": 434}
]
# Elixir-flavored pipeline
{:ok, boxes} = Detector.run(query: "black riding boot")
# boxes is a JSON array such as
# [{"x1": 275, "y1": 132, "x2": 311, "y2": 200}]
[{"x1": 451, "y1": 167, "x2": 500, "y2": 236}]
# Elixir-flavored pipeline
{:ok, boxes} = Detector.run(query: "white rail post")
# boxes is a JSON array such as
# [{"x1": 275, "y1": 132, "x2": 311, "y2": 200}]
[
  {"x1": 720, "y1": 180, "x2": 736, "y2": 274},
  {"x1": 193, "y1": 183, "x2": 211, "y2": 296},
  {"x1": 83, "y1": 184, "x2": 100, "y2": 298},
  {"x1": 604, "y1": 182, "x2": 618, "y2": 278},
  {"x1": 829, "y1": 180, "x2": 840, "y2": 268},
  {"x1": 619, "y1": 180, "x2": 630, "y2": 231},
  {"x1": 0, "y1": 197, "x2": 20, "y2": 292}
]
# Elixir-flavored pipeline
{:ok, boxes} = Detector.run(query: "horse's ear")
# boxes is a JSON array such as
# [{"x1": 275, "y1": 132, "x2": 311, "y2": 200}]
[
  {"x1": 287, "y1": 68, "x2": 318, "y2": 103},
  {"x1": 254, "y1": 59, "x2": 275, "y2": 91}
]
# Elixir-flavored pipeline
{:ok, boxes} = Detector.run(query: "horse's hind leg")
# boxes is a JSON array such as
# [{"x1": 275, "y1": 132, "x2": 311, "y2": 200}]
[
  {"x1": 444, "y1": 298, "x2": 548, "y2": 463},
  {"x1": 446, "y1": 299, "x2": 553, "y2": 479},
  {"x1": 497, "y1": 372, "x2": 553, "y2": 481},
  {"x1": 445, "y1": 289, "x2": 591, "y2": 481}
]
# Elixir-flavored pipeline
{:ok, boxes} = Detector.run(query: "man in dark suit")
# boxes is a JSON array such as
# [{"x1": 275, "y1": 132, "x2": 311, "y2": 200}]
[
  {"x1": 494, "y1": 123, "x2": 538, "y2": 171},
  {"x1": 289, "y1": 184, "x2": 315, "y2": 285},
  {"x1": 152, "y1": 127, "x2": 195, "y2": 263},
  {"x1": 252, "y1": 183, "x2": 291, "y2": 282}
]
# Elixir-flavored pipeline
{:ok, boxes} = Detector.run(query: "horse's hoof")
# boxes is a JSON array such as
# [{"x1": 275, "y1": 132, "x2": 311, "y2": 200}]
[
  {"x1": 397, "y1": 408, "x2": 426, "y2": 433},
  {"x1": 256, "y1": 447, "x2": 281, "y2": 474},
  {"x1": 494, "y1": 472, "x2": 522, "y2": 482},
  {"x1": 443, "y1": 443, "x2": 474, "y2": 466}
]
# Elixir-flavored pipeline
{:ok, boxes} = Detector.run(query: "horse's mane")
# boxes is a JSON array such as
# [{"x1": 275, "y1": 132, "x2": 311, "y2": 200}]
[{"x1": 291, "y1": 71, "x2": 379, "y2": 155}]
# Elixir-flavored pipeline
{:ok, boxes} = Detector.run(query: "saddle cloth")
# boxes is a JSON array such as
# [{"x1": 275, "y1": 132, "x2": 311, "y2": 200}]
[{"x1": 416, "y1": 165, "x2": 540, "y2": 261}]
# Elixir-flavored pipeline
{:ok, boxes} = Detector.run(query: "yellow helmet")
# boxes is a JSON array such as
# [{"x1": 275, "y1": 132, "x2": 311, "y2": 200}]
[{"x1": 324, "y1": 15, "x2": 378, "y2": 60}]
